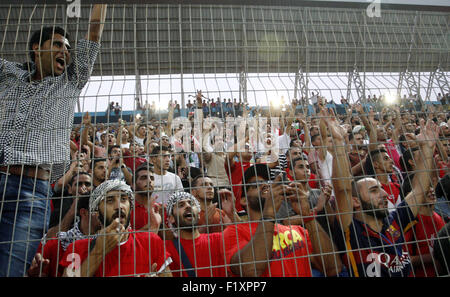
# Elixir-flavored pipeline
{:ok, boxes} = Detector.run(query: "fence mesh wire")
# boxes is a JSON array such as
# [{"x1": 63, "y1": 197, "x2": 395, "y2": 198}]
[{"x1": 0, "y1": 2, "x2": 449, "y2": 278}]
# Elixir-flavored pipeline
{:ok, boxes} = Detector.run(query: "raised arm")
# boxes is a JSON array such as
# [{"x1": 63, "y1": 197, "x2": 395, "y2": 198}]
[
  {"x1": 318, "y1": 109, "x2": 329, "y2": 161},
  {"x1": 229, "y1": 175, "x2": 296, "y2": 276},
  {"x1": 80, "y1": 112, "x2": 94, "y2": 153},
  {"x1": 86, "y1": 4, "x2": 108, "y2": 43},
  {"x1": 288, "y1": 182, "x2": 343, "y2": 276},
  {"x1": 299, "y1": 114, "x2": 313, "y2": 154},
  {"x1": 325, "y1": 109, "x2": 353, "y2": 230},
  {"x1": 390, "y1": 106, "x2": 403, "y2": 144},
  {"x1": 164, "y1": 103, "x2": 174, "y2": 136},
  {"x1": 404, "y1": 119, "x2": 439, "y2": 217},
  {"x1": 281, "y1": 101, "x2": 297, "y2": 136}
]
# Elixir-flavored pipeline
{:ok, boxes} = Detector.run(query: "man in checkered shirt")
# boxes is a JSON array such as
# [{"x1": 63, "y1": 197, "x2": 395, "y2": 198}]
[{"x1": 0, "y1": 5, "x2": 107, "y2": 277}]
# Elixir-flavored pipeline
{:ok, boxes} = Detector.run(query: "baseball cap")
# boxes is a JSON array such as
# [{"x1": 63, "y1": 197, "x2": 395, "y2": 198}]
[
  {"x1": 439, "y1": 122, "x2": 448, "y2": 128},
  {"x1": 352, "y1": 125, "x2": 366, "y2": 134},
  {"x1": 242, "y1": 164, "x2": 273, "y2": 189}
]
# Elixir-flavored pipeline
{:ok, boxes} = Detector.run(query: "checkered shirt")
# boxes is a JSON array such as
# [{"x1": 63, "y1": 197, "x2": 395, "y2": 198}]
[{"x1": 0, "y1": 39, "x2": 100, "y2": 182}]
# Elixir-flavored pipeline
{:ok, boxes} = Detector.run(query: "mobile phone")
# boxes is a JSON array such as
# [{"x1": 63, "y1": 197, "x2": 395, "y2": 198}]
[{"x1": 272, "y1": 169, "x2": 288, "y2": 184}]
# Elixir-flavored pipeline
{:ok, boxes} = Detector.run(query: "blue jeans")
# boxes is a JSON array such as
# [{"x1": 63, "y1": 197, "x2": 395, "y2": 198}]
[{"x1": 0, "y1": 173, "x2": 52, "y2": 277}]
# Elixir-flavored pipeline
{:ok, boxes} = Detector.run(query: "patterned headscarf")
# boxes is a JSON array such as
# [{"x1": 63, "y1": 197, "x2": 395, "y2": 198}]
[
  {"x1": 89, "y1": 179, "x2": 134, "y2": 213},
  {"x1": 57, "y1": 216, "x2": 97, "y2": 251},
  {"x1": 165, "y1": 191, "x2": 200, "y2": 230}
]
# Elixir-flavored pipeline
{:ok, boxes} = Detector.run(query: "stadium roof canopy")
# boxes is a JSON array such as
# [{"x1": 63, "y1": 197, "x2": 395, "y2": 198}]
[{"x1": 1, "y1": 0, "x2": 448, "y2": 77}]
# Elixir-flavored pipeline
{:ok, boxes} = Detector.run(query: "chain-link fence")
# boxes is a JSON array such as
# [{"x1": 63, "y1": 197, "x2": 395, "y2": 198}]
[{"x1": 0, "y1": 2, "x2": 449, "y2": 278}]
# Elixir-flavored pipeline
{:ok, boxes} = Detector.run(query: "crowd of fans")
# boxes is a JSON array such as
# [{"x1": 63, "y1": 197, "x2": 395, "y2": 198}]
[
  {"x1": 27, "y1": 90, "x2": 450, "y2": 277},
  {"x1": 1, "y1": 6, "x2": 449, "y2": 278}
]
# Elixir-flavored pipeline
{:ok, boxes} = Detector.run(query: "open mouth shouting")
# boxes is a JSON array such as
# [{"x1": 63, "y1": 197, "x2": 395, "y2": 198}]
[
  {"x1": 183, "y1": 210, "x2": 194, "y2": 220},
  {"x1": 55, "y1": 57, "x2": 66, "y2": 72}
]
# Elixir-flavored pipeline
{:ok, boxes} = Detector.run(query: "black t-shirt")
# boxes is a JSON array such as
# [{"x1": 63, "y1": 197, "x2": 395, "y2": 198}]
[
  {"x1": 49, "y1": 189, "x2": 74, "y2": 229},
  {"x1": 400, "y1": 172, "x2": 415, "y2": 200}
]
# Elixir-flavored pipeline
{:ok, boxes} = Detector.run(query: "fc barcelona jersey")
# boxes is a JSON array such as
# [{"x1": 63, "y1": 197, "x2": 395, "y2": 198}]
[{"x1": 333, "y1": 200, "x2": 416, "y2": 277}]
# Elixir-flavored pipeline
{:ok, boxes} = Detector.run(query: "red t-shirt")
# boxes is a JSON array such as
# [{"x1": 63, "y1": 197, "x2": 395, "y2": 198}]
[
  {"x1": 437, "y1": 160, "x2": 450, "y2": 178},
  {"x1": 129, "y1": 202, "x2": 149, "y2": 231},
  {"x1": 123, "y1": 150, "x2": 146, "y2": 173},
  {"x1": 285, "y1": 167, "x2": 319, "y2": 189},
  {"x1": 222, "y1": 222, "x2": 313, "y2": 277},
  {"x1": 165, "y1": 233, "x2": 227, "y2": 277},
  {"x1": 405, "y1": 212, "x2": 446, "y2": 277},
  {"x1": 34, "y1": 238, "x2": 65, "y2": 277},
  {"x1": 225, "y1": 161, "x2": 252, "y2": 212},
  {"x1": 382, "y1": 182, "x2": 401, "y2": 212},
  {"x1": 385, "y1": 140, "x2": 401, "y2": 170},
  {"x1": 60, "y1": 230, "x2": 170, "y2": 277}
]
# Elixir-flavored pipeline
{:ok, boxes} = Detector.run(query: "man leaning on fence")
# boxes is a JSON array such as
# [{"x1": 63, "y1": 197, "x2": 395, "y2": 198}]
[{"x1": 0, "y1": 5, "x2": 107, "y2": 276}]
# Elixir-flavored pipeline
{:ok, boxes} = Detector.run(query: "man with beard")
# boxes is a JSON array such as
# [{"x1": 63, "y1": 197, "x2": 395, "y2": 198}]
[
  {"x1": 163, "y1": 191, "x2": 227, "y2": 277},
  {"x1": 364, "y1": 148, "x2": 402, "y2": 213},
  {"x1": 60, "y1": 180, "x2": 172, "y2": 277},
  {"x1": 130, "y1": 164, "x2": 162, "y2": 231},
  {"x1": 330, "y1": 114, "x2": 439, "y2": 277},
  {"x1": 221, "y1": 163, "x2": 341, "y2": 277}
]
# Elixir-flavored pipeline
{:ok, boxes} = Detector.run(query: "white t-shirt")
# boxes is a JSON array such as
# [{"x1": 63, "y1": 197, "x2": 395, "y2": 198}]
[
  {"x1": 96, "y1": 131, "x2": 106, "y2": 143},
  {"x1": 278, "y1": 132, "x2": 290, "y2": 154},
  {"x1": 134, "y1": 135, "x2": 145, "y2": 146},
  {"x1": 317, "y1": 151, "x2": 335, "y2": 199},
  {"x1": 153, "y1": 171, "x2": 184, "y2": 205}
]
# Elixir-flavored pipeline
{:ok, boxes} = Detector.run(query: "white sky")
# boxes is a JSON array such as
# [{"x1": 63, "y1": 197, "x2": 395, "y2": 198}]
[
  {"x1": 78, "y1": 72, "x2": 444, "y2": 113},
  {"x1": 321, "y1": 0, "x2": 450, "y2": 6}
]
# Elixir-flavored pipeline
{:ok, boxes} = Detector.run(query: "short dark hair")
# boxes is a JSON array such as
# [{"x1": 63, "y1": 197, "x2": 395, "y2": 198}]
[
  {"x1": 364, "y1": 148, "x2": 388, "y2": 176},
  {"x1": 399, "y1": 148, "x2": 418, "y2": 172},
  {"x1": 191, "y1": 175, "x2": 211, "y2": 188},
  {"x1": 150, "y1": 145, "x2": 170, "y2": 156},
  {"x1": 29, "y1": 26, "x2": 69, "y2": 61},
  {"x1": 289, "y1": 139, "x2": 300, "y2": 147},
  {"x1": 134, "y1": 163, "x2": 153, "y2": 180},
  {"x1": 93, "y1": 158, "x2": 107, "y2": 169},
  {"x1": 348, "y1": 132, "x2": 362, "y2": 142},
  {"x1": 291, "y1": 155, "x2": 308, "y2": 168},
  {"x1": 69, "y1": 171, "x2": 91, "y2": 187},
  {"x1": 108, "y1": 145, "x2": 121, "y2": 156}
]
